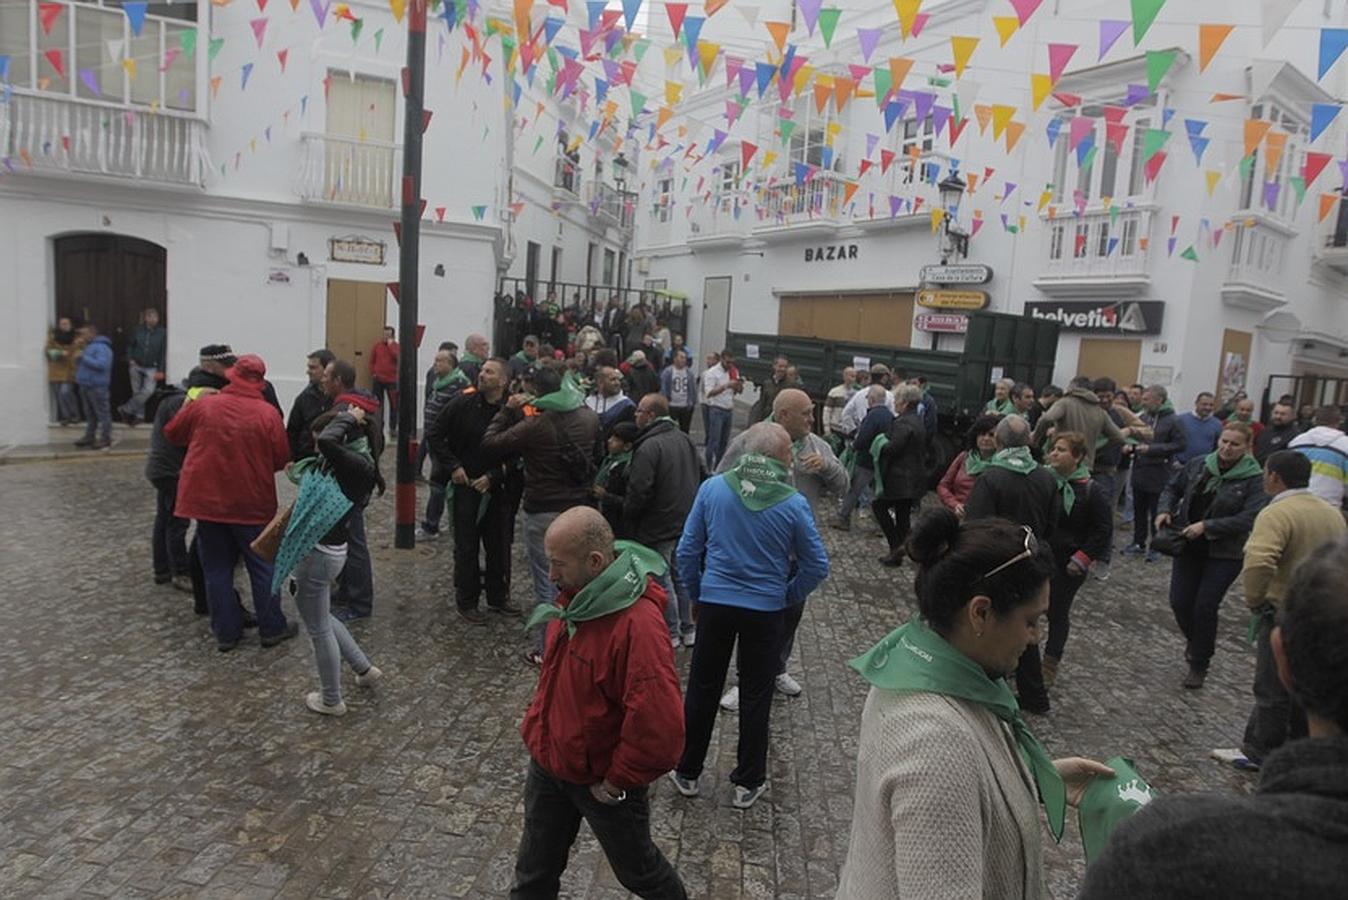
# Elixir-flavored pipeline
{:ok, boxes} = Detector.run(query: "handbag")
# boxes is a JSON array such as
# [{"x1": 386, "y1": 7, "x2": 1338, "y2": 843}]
[
  {"x1": 249, "y1": 503, "x2": 294, "y2": 562},
  {"x1": 1149, "y1": 524, "x2": 1188, "y2": 557}
]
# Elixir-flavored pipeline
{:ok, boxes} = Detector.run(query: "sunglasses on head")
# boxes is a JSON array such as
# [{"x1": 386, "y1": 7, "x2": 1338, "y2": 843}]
[{"x1": 976, "y1": 525, "x2": 1038, "y2": 581}]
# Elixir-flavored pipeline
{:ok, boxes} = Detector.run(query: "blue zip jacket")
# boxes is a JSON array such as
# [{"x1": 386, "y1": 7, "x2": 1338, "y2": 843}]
[
  {"x1": 1175, "y1": 412, "x2": 1222, "y2": 464},
  {"x1": 75, "y1": 335, "x2": 114, "y2": 388},
  {"x1": 677, "y1": 474, "x2": 829, "y2": 612}
]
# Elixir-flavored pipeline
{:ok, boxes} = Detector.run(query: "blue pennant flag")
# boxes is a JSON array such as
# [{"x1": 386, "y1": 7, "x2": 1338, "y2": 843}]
[
  {"x1": 123, "y1": 1, "x2": 148, "y2": 37},
  {"x1": 1310, "y1": 102, "x2": 1341, "y2": 142}
]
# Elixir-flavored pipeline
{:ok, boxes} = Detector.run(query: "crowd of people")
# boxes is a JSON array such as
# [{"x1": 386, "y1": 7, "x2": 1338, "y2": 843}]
[{"x1": 112, "y1": 312, "x2": 1347, "y2": 898}]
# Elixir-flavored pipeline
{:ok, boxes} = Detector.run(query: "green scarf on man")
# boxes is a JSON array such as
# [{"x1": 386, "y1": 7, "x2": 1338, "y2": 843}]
[
  {"x1": 1201, "y1": 451, "x2": 1262, "y2": 493},
  {"x1": 849, "y1": 617, "x2": 1069, "y2": 841},
  {"x1": 529, "y1": 380, "x2": 586, "y2": 412},
  {"x1": 722, "y1": 454, "x2": 798, "y2": 511},
  {"x1": 524, "y1": 540, "x2": 668, "y2": 638},
  {"x1": 458, "y1": 349, "x2": 484, "y2": 367},
  {"x1": 1048, "y1": 463, "x2": 1092, "y2": 515},
  {"x1": 987, "y1": 446, "x2": 1038, "y2": 475},
  {"x1": 595, "y1": 450, "x2": 632, "y2": 487},
  {"x1": 985, "y1": 398, "x2": 1015, "y2": 416},
  {"x1": 870, "y1": 432, "x2": 891, "y2": 496},
  {"x1": 433, "y1": 368, "x2": 470, "y2": 393}
]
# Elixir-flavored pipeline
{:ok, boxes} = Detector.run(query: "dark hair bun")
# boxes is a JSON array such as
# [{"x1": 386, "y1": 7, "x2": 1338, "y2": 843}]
[{"x1": 907, "y1": 507, "x2": 961, "y2": 567}]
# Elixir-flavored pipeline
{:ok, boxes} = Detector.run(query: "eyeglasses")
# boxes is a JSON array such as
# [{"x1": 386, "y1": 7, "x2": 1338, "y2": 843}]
[{"x1": 977, "y1": 526, "x2": 1037, "y2": 581}]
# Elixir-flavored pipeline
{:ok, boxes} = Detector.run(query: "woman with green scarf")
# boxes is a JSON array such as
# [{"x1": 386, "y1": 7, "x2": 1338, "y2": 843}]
[
  {"x1": 837, "y1": 508, "x2": 1113, "y2": 899},
  {"x1": 1156, "y1": 421, "x2": 1269, "y2": 689},
  {"x1": 1014, "y1": 431, "x2": 1113, "y2": 712},
  {"x1": 937, "y1": 414, "x2": 1000, "y2": 517},
  {"x1": 984, "y1": 377, "x2": 1016, "y2": 416}
]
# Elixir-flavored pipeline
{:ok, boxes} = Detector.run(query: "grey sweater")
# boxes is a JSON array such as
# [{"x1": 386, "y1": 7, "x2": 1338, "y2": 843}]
[{"x1": 1078, "y1": 735, "x2": 1348, "y2": 899}]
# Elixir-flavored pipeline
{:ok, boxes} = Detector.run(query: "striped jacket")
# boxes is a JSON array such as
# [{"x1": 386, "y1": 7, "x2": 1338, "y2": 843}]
[{"x1": 1289, "y1": 426, "x2": 1348, "y2": 509}]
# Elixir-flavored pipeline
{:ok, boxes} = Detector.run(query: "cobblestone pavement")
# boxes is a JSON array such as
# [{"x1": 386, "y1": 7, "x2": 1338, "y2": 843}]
[{"x1": 0, "y1": 457, "x2": 1257, "y2": 899}]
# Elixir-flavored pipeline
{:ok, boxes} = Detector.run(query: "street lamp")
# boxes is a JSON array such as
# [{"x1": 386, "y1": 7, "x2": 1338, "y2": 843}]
[
  {"x1": 937, "y1": 172, "x2": 969, "y2": 262},
  {"x1": 612, "y1": 152, "x2": 629, "y2": 192}
]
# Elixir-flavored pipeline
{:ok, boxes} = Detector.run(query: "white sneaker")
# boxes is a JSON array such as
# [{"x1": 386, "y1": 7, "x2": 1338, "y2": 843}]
[
  {"x1": 682, "y1": 630, "x2": 696, "y2": 648},
  {"x1": 719, "y1": 686, "x2": 740, "y2": 712},
  {"x1": 670, "y1": 635, "x2": 681, "y2": 650},
  {"x1": 775, "y1": 673, "x2": 803, "y2": 696},
  {"x1": 732, "y1": 782, "x2": 768, "y2": 809},
  {"x1": 667, "y1": 770, "x2": 700, "y2": 797},
  {"x1": 355, "y1": 665, "x2": 382, "y2": 688},
  {"x1": 305, "y1": 692, "x2": 347, "y2": 716},
  {"x1": 415, "y1": 527, "x2": 440, "y2": 541}
]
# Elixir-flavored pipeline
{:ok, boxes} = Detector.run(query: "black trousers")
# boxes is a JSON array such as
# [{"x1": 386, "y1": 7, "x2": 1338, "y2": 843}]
[
  {"x1": 1132, "y1": 488, "x2": 1161, "y2": 549},
  {"x1": 671, "y1": 406, "x2": 694, "y2": 434},
  {"x1": 1015, "y1": 566, "x2": 1087, "y2": 712},
  {"x1": 151, "y1": 478, "x2": 189, "y2": 579},
  {"x1": 510, "y1": 760, "x2": 685, "y2": 900},
  {"x1": 677, "y1": 603, "x2": 786, "y2": 790},
  {"x1": 1242, "y1": 612, "x2": 1308, "y2": 763},
  {"x1": 872, "y1": 497, "x2": 915, "y2": 552},
  {"x1": 1168, "y1": 545, "x2": 1242, "y2": 670},
  {"x1": 452, "y1": 488, "x2": 514, "y2": 610}
]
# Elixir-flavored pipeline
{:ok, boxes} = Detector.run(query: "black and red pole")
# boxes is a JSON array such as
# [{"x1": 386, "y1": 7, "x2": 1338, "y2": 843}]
[{"x1": 394, "y1": 0, "x2": 427, "y2": 549}]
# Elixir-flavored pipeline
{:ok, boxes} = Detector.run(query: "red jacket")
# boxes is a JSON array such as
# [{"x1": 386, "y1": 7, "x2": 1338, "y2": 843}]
[
  {"x1": 163, "y1": 383, "x2": 291, "y2": 525},
  {"x1": 937, "y1": 450, "x2": 980, "y2": 511},
  {"x1": 521, "y1": 578, "x2": 685, "y2": 790},
  {"x1": 370, "y1": 339, "x2": 399, "y2": 382}
]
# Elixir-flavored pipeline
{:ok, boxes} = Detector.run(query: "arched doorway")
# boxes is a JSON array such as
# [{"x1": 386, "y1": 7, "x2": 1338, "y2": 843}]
[{"x1": 53, "y1": 234, "x2": 168, "y2": 414}]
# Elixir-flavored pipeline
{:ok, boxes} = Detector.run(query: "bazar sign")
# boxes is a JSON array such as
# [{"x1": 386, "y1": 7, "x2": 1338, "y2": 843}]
[
  {"x1": 919, "y1": 263, "x2": 993, "y2": 284},
  {"x1": 915, "y1": 313, "x2": 969, "y2": 333},
  {"x1": 1025, "y1": 300, "x2": 1165, "y2": 335},
  {"x1": 916, "y1": 289, "x2": 988, "y2": 311},
  {"x1": 804, "y1": 243, "x2": 858, "y2": 262}
]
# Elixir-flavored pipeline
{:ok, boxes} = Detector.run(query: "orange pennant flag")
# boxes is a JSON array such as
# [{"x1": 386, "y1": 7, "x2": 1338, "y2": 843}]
[
  {"x1": 1243, "y1": 119, "x2": 1272, "y2": 158},
  {"x1": 209, "y1": 74, "x2": 222, "y2": 98},
  {"x1": 834, "y1": 78, "x2": 854, "y2": 112},
  {"x1": 657, "y1": 106, "x2": 673, "y2": 130},
  {"x1": 1264, "y1": 131, "x2": 1288, "y2": 177},
  {"x1": 705, "y1": 0, "x2": 729, "y2": 16},
  {"x1": 1005, "y1": 120, "x2": 1026, "y2": 152},
  {"x1": 1198, "y1": 24, "x2": 1235, "y2": 73},
  {"x1": 765, "y1": 21, "x2": 790, "y2": 53},
  {"x1": 974, "y1": 103, "x2": 993, "y2": 134},
  {"x1": 950, "y1": 36, "x2": 979, "y2": 78},
  {"x1": 1211, "y1": 93, "x2": 1245, "y2": 102},
  {"x1": 888, "y1": 57, "x2": 914, "y2": 93},
  {"x1": 843, "y1": 181, "x2": 860, "y2": 206},
  {"x1": 813, "y1": 81, "x2": 831, "y2": 114},
  {"x1": 1319, "y1": 193, "x2": 1340, "y2": 222}
]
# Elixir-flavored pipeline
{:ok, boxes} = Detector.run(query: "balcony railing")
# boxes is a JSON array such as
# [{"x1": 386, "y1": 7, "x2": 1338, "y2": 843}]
[
  {"x1": 1226, "y1": 215, "x2": 1291, "y2": 299},
  {"x1": 296, "y1": 132, "x2": 399, "y2": 209},
  {"x1": 590, "y1": 180, "x2": 636, "y2": 230},
  {"x1": 689, "y1": 193, "x2": 753, "y2": 241},
  {"x1": 759, "y1": 171, "x2": 849, "y2": 224},
  {"x1": 554, "y1": 156, "x2": 581, "y2": 195},
  {"x1": 1040, "y1": 207, "x2": 1152, "y2": 281},
  {"x1": 0, "y1": 91, "x2": 206, "y2": 186},
  {"x1": 1313, "y1": 193, "x2": 1348, "y2": 275}
]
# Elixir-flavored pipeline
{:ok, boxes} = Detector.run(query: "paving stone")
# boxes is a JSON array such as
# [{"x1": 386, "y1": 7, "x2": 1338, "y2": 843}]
[{"x1": 0, "y1": 457, "x2": 1260, "y2": 897}]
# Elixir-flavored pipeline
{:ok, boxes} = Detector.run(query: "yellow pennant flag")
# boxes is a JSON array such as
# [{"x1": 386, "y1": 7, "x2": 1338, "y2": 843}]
[
  {"x1": 697, "y1": 40, "x2": 720, "y2": 77},
  {"x1": 389, "y1": 0, "x2": 406, "y2": 23},
  {"x1": 1205, "y1": 169, "x2": 1222, "y2": 197},
  {"x1": 894, "y1": 0, "x2": 922, "y2": 39},
  {"x1": 663, "y1": 45, "x2": 683, "y2": 68},
  {"x1": 1030, "y1": 73, "x2": 1052, "y2": 111},
  {"x1": 950, "y1": 36, "x2": 979, "y2": 78},
  {"x1": 993, "y1": 16, "x2": 1019, "y2": 47},
  {"x1": 990, "y1": 104, "x2": 1016, "y2": 141},
  {"x1": 930, "y1": 207, "x2": 945, "y2": 233},
  {"x1": 1037, "y1": 189, "x2": 1053, "y2": 212},
  {"x1": 762, "y1": 150, "x2": 777, "y2": 168},
  {"x1": 665, "y1": 81, "x2": 683, "y2": 106},
  {"x1": 122, "y1": 58, "x2": 137, "y2": 79},
  {"x1": 794, "y1": 64, "x2": 814, "y2": 96}
]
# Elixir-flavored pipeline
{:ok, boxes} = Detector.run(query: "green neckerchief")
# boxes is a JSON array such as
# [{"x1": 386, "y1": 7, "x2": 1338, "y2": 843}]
[
  {"x1": 964, "y1": 449, "x2": 994, "y2": 477},
  {"x1": 722, "y1": 453, "x2": 798, "y2": 511},
  {"x1": 849, "y1": 618, "x2": 1069, "y2": 841},
  {"x1": 988, "y1": 446, "x2": 1037, "y2": 475},
  {"x1": 1201, "y1": 451, "x2": 1262, "y2": 493},
  {"x1": 286, "y1": 436, "x2": 373, "y2": 484},
  {"x1": 1152, "y1": 400, "x2": 1175, "y2": 416},
  {"x1": 513, "y1": 349, "x2": 533, "y2": 364},
  {"x1": 530, "y1": 382, "x2": 586, "y2": 412},
  {"x1": 459, "y1": 350, "x2": 483, "y2": 366},
  {"x1": 986, "y1": 397, "x2": 1015, "y2": 416},
  {"x1": 595, "y1": 450, "x2": 632, "y2": 487},
  {"x1": 524, "y1": 540, "x2": 668, "y2": 638},
  {"x1": 870, "y1": 432, "x2": 891, "y2": 496},
  {"x1": 1078, "y1": 756, "x2": 1155, "y2": 864},
  {"x1": 434, "y1": 369, "x2": 470, "y2": 392},
  {"x1": 1049, "y1": 462, "x2": 1092, "y2": 515}
]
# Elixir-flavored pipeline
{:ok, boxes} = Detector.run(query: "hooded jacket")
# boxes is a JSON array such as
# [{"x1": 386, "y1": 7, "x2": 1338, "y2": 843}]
[
  {"x1": 521, "y1": 578, "x2": 684, "y2": 790},
  {"x1": 1158, "y1": 455, "x2": 1269, "y2": 559},
  {"x1": 622, "y1": 417, "x2": 702, "y2": 545},
  {"x1": 481, "y1": 404, "x2": 601, "y2": 514},
  {"x1": 75, "y1": 336, "x2": 114, "y2": 388},
  {"x1": 1030, "y1": 387, "x2": 1124, "y2": 471}
]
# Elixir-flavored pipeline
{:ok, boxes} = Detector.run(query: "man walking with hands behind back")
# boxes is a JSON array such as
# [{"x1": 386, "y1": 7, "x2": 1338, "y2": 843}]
[{"x1": 511, "y1": 507, "x2": 686, "y2": 900}]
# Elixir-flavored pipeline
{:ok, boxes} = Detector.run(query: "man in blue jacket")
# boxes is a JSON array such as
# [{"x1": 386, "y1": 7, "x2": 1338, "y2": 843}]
[
  {"x1": 74, "y1": 323, "x2": 114, "y2": 449},
  {"x1": 670, "y1": 422, "x2": 829, "y2": 810},
  {"x1": 1175, "y1": 392, "x2": 1222, "y2": 465}
]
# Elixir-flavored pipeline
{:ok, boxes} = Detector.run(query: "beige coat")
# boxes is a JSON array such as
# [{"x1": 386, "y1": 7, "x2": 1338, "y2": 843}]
[
  {"x1": 1241, "y1": 489, "x2": 1346, "y2": 609},
  {"x1": 838, "y1": 689, "x2": 1045, "y2": 900}
]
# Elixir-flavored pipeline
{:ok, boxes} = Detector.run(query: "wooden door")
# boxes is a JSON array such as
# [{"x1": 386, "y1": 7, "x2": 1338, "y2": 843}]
[
  {"x1": 1077, "y1": 338, "x2": 1142, "y2": 388},
  {"x1": 326, "y1": 280, "x2": 388, "y2": 389},
  {"x1": 778, "y1": 292, "x2": 913, "y2": 347},
  {"x1": 54, "y1": 234, "x2": 167, "y2": 411}
]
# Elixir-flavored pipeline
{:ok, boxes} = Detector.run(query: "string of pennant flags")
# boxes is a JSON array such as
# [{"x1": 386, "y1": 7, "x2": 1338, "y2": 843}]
[{"x1": 5, "y1": 0, "x2": 1348, "y2": 243}]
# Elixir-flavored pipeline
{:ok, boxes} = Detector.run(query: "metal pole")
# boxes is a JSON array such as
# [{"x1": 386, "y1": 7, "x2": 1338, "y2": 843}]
[{"x1": 394, "y1": 0, "x2": 427, "y2": 550}]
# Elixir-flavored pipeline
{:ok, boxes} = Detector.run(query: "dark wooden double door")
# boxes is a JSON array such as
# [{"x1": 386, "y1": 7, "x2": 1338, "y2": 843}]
[{"x1": 54, "y1": 234, "x2": 168, "y2": 412}]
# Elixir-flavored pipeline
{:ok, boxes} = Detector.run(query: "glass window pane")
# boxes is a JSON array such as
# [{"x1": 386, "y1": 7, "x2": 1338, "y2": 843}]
[
  {"x1": 129, "y1": 22, "x2": 158, "y2": 105},
  {"x1": 0, "y1": 4, "x2": 32, "y2": 89},
  {"x1": 164, "y1": 22, "x2": 194, "y2": 110},
  {"x1": 76, "y1": 6, "x2": 125, "y2": 101},
  {"x1": 1127, "y1": 116, "x2": 1150, "y2": 197},
  {"x1": 1099, "y1": 128, "x2": 1119, "y2": 201},
  {"x1": 37, "y1": 2, "x2": 70, "y2": 94}
]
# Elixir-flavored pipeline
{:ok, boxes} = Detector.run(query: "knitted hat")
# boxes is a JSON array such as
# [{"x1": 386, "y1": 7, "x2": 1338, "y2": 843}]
[
  {"x1": 199, "y1": 343, "x2": 235, "y2": 361},
  {"x1": 226, "y1": 354, "x2": 267, "y2": 385}
]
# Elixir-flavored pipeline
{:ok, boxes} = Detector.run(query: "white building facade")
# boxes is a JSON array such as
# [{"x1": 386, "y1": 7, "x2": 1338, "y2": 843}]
[{"x1": 633, "y1": 0, "x2": 1348, "y2": 412}]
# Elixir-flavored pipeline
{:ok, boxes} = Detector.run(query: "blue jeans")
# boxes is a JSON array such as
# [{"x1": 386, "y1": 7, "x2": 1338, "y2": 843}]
[
  {"x1": 50, "y1": 382, "x2": 79, "y2": 423},
  {"x1": 332, "y1": 510, "x2": 373, "y2": 616},
  {"x1": 195, "y1": 520, "x2": 288, "y2": 643},
  {"x1": 523, "y1": 510, "x2": 561, "y2": 654},
  {"x1": 422, "y1": 476, "x2": 447, "y2": 533},
  {"x1": 650, "y1": 539, "x2": 692, "y2": 641},
  {"x1": 121, "y1": 365, "x2": 159, "y2": 419},
  {"x1": 704, "y1": 406, "x2": 733, "y2": 471},
  {"x1": 292, "y1": 544, "x2": 371, "y2": 706},
  {"x1": 80, "y1": 384, "x2": 111, "y2": 443}
]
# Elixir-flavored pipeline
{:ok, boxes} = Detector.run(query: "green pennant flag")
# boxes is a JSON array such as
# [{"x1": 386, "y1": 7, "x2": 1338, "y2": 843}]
[
  {"x1": 780, "y1": 118, "x2": 797, "y2": 144},
  {"x1": 634, "y1": 39, "x2": 651, "y2": 62},
  {"x1": 1238, "y1": 154, "x2": 1255, "y2": 182},
  {"x1": 350, "y1": 18, "x2": 363, "y2": 44},
  {"x1": 818, "y1": 8, "x2": 842, "y2": 48},
  {"x1": 502, "y1": 35, "x2": 516, "y2": 59},
  {"x1": 927, "y1": 75, "x2": 952, "y2": 88},
  {"x1": 629, "y1": 88, "x2": 646, "y2": 117},
  {"x1": 374, "y1": 27, "x2": 384, "y2": 53},
  {"x1": 208, "y1": 36, "x2": 224, "y2": 64},
  {"x1": 1290, "y1": 175, "x2": 1307, "y2": 205},
  {"x1": 1142, "y1": 127, "x2": 1171, "y2": 161},
  {"x1": 533, "y1": 134, "x2": 544, "y2": 154},
  {"x1": 1080, "y1": 146, "x2": 1098, "y2": 173},
  {"x1": 180, "y1": 28, "x2": 198, "y2": 59},
  {"x1": 874, "y1": 68, "x2": 892, "y2": 107},
  {"x1": 1109, "y1": 204, "x2": 1120, "y2": 226},
  {"x1": 547, "y1": 47, "x2": 559, "y2": 73},
  {"x1": 471, "y1": 205, "x2": 487, "y2": 220},
  {"x1": 1180, "y1": 245, "x2": 1199, "y2": 261},
  {"x1": 1145, "y1": 49, "x2": 1177, "y2": 93},
  {"x1": 1131, "y1": 0, "x2": 1167, "y2": 46}
]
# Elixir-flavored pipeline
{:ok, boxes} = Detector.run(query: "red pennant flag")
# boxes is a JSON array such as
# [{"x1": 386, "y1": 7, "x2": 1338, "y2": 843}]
[
  {"x1": 421, "y1": 109, "x2": 433, "y2": 133},
  {"x1": 276, "y1": 48, "x2": 289, "y2": 72},
  {"x1": 859, "y1": 158, "x2": 874, "y2": 176},
  {"x1": 666, "y1": 2, "x2": 688, "y2": 38},
  {"x1": 1303, "y1": 151, "x2": 1333, "y2": 186},
  {"x1": 948, "y1": 117, "x2": 970, "y2": 147},
  {"x1": 435, "y1": 206, "x2": 447, "y2": 222},
  {"x1": 44, "y1": 48, "x2": 65, "y2": 78},
  {"x1": 38, "y1": 2, "x2": 63, "y2": 34},
  {"x1": 387, "y1": 282, "x2": 401, "y2": 302},
  {"x1": 880, "y1": 148, "x2": 896, "y2": 173},
  {"x1": 392, "y1": 222, "x2": 402, "y2": 244},
  {"x1": 740, "y1": 140, "x2": 757, "y2": 170}
]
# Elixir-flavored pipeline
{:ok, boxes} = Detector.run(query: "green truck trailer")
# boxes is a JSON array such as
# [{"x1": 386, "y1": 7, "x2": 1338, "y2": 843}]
[{"x1": 724, "y1": 311, "x2": 1061, "y2": 481}]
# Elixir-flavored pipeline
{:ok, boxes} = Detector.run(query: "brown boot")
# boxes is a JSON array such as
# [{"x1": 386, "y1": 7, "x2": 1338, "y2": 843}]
[{"x1": 1042, "y1": 655, "x2": 1060, "y2": 688}]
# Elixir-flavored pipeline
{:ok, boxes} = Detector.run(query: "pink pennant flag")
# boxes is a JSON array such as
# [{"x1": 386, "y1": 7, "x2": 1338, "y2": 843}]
[
  {"x1": 911, "y1": 13, "x2": 929, "y2": 37},
  {"x1": 725, "y1": 55, "x2": 744, "y2": 88},
  {"x1": 849, "y1": 64, "x2": 871, "y2": 83},
  {"x1": 159, "y1": 48, "x2": 180, "y2": 72},
  {"x1": 1047, "y1": 43, "x2": 1077, "y2": 82},
  {"x1": 1008, "y1": 0, "x2": 1042, "y2": 26},
  {"x1": 250, "y1": 17, "x2": 268, "y2": 48},
  {"x1": 1068, "y1": 116, "x2": 1095, "y2": 151}
]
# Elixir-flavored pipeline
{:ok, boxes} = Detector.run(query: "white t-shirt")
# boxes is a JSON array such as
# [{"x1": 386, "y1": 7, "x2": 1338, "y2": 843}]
[
  {"x1": 667, "y1": 367, "x2": 693, "y2": 407},
  {"x1": 702, "y1": 363, "x2": 735, "y2": 410},
  {"x1": 840, "y1": 388, "x2": 893, "y2": 435}
]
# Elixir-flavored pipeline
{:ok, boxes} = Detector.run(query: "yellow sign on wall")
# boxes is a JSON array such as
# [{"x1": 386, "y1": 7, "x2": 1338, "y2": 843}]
[{"x1": 916, "y1": 289, "x2": 989, "y2": 310}]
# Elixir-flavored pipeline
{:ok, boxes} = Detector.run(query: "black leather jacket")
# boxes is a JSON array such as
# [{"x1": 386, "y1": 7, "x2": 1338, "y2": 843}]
[{"x1": 1158, "y1": 456, "x2": 1268, "y2": 559}]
